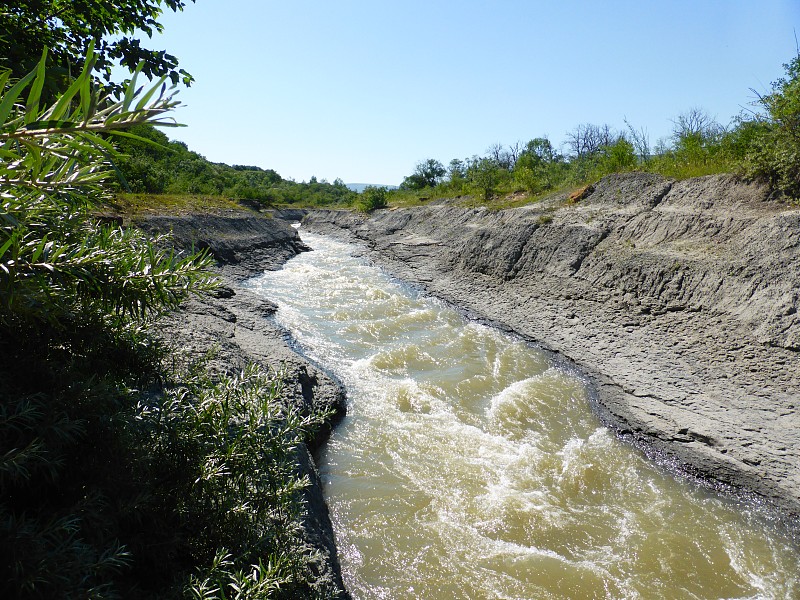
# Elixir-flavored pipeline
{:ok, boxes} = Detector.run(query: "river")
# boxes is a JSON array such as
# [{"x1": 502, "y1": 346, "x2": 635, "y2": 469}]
[{"x1": 247, "y1": 231, "x2": 799, "y2": 599}]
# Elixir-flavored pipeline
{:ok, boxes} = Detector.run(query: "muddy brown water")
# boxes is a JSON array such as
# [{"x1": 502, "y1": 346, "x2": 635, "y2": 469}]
[{"x1": 248, "y1": 231, "x2": 799, "y2": 600}]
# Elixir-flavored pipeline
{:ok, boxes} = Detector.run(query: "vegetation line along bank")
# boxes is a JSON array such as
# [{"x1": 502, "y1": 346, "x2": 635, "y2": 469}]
[{"x1": 113, "y1": 51, "x2": 800, "y2": 213}]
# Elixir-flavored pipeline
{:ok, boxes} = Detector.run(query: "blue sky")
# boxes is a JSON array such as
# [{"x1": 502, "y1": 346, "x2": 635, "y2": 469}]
[{"x1": 147, "y1": 0, "x2": 800, "y2": 186}]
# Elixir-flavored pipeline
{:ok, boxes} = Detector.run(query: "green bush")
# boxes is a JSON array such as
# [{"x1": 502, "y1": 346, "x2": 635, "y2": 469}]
[
  {"x1": 599, "y1": 138, "x2": 638, "y2": 173},
  {"x1": 744, "y1": 53, "x2": 800, "y2": 198},
  {"x1": 162, "y1": 364, "x2": 335, "y2": 599},
  {"x1": 467, "y1": 158, "x2": 510, "y2": 201},
  {"x1": 399, "y1": 159, "x2": 446, "y2": 191},
  {"x1": 356, "y1": 185, "x2": 388, "y2": 212},
  {"x1": 0, "y1": 50, "x2": 336, "y2": 599}
]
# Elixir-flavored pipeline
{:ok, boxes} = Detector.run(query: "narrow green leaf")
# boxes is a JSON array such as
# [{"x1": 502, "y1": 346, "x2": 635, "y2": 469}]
[
  {"x1": 104, "y1": 112, "x2": 125, "y2": 125},
  {"x1": 0, "y1": 71, "x2": 37, "y2": 127},
  {"x1": 135, "y1": 75, "x2": 169, "y2": 112},
  {"x1": 23, "y1": 119, "x2": 75, "y2": 132},
  {"x1": 55, "y1": 133, "x2": 106, "y2": 150},
  {"x1": 107, "y1": 156, "x2": 133, "y2": 193},
  {"x1": 49, "y1": 69, "x2": 89, "y2": 122},
  {"x1": 0, "y1": 70, "x2": 10, "y2": 95},
  {"x1": 31, "y1": 235, "x2": 48, "y2": 262},
  {"x1": 122, "y1": 61, "x2": 144, "y2": 113},
  {"x1": 79, "y1": 42, "x2": 98, "y2": 119},
  {"x1": 25, "y1": 48, "x2": 48, "y2": 123},
  {"x1": 0, "y1": 236, "x2": 14, "y2": 260}
]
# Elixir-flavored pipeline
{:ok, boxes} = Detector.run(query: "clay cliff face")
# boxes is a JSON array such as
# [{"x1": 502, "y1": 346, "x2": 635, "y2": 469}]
[{"x1": 304, "y1": 173, "x2": 800, "y2": 526}]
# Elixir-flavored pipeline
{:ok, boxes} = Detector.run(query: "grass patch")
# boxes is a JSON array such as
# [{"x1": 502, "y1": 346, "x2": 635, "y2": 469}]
[
  {"x1": 642, "y1": 156, "x2": 738, "y2": 180},
  {"x1": 103, "y1": 193, "x2": 249, "y2": 216}
]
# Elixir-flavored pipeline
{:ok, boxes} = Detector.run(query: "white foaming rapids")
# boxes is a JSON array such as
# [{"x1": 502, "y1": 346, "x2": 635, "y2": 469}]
[{"x1": 246, "y1": 231, "x2": 800, "y2": 600}]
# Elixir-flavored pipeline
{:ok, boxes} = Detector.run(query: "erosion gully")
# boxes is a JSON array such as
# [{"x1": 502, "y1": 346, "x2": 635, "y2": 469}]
[{"x1": 247, "y1": 231, "x2": 799, "y2": 600}]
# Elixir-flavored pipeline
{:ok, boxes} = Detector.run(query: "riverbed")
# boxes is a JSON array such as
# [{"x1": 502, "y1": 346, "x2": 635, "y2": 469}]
[{"x1": 248, "y1": 231, "x2": 799, "y2": 599}]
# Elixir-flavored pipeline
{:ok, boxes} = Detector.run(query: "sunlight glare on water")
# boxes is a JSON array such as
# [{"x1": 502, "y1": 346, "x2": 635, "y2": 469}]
[{"x1": 247, "y1": 231, "x2": 799, "y2": 600}]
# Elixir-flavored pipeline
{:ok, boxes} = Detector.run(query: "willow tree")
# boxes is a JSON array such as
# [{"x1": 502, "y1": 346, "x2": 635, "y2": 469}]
[
  {"x1": 0, "y1": 48, "x2": 213, "y2": 597},
  {"x1": 0, "y1": 48, "x2": 213, "y2": 325},
  {"x1": 0, "y1": 48, "x2": 340, "y2": 599}
]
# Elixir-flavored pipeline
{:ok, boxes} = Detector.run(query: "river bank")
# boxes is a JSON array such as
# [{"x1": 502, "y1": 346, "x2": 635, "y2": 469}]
[
  {"x1": 135, "y1": 211, "x2": 351, "y2": 598},
  {"x1": 303, "y1": 172, "x2": 800, "y2": 530}
]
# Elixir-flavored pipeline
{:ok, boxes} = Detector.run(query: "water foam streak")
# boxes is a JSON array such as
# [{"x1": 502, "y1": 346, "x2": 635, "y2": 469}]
[{"x1": 248, "y1": 232, "x2": 799, "y2": 600}]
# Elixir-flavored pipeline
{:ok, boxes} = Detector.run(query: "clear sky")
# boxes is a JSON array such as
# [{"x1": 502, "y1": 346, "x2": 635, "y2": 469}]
[{"x1": 146, "y1": 0, "x2": 800, "y2": 186}]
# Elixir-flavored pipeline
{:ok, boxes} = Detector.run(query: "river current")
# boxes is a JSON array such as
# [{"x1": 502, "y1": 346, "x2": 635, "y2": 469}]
[{"x1": 247, "y1": 231, "x2": 799, "y2": 600}]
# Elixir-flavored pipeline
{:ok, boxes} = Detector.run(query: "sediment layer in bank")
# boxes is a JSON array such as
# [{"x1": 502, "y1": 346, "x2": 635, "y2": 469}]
[{"x1": 303, "y1": 172, "x2": 800, "y2": 528}]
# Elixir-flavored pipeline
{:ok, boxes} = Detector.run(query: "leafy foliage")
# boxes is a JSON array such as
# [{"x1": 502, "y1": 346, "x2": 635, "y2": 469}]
[
  {"x1": 355, "y1": 185, "x2": 388, "y2": 212},
  {"x1": 512, "y1": 138, "x2": 567, "y2": 195},
  {"x1": 145, "y1": 364, "x2": 336, "y2": 599},
  {"x1": 0, "y1": 0, "x2": 195, "y2": 96},
  {"x1": 743, "y1": 53, "x2": 800, "y2": 198},
  {"x1": 113, "y1": 124, "x2": 357, "y2": 207},
  {"x1": 468, "y1": 157, "x2": 508, "y2": 201},
  {"x1": 399, "y1": 158, "x2": 446, "y2": 191},
  {"x1": 0, "y1": 48, "x2": 208, "y2": 325},
  {"x1": 1, "y1": 50, "x2": 336, "y2": 599}
]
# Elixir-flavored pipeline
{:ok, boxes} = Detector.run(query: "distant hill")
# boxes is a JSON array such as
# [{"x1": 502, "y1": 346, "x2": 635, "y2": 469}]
[
  {"x1": 112, "y1": 124, "x2": 357, "y2": 207},
  {"x1": 346, "y1": 183, "x2": 399, "y2": 193}
]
